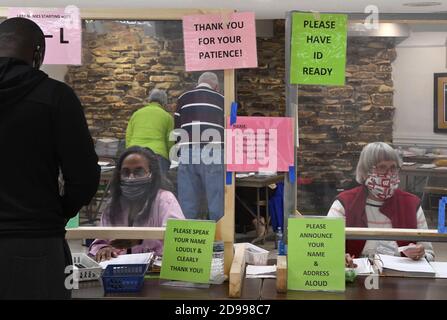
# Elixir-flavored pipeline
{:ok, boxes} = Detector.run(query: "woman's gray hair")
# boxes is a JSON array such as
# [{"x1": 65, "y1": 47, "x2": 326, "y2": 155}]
[
  {"x1": 148, "y1": 89, "x2": 167, "y2": 107},
  {"x1": 355, "y1": 142, "x2": 402, "y2": 184}
]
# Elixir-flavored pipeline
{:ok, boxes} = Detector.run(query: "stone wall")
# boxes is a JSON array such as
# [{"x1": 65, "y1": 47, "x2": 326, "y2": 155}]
[
  {"x1": 66, "y1": 19, "x2": 397, "y2": 214},
  {"x1": 296, "y1": 38, "x2": 396, "y2": 212},
  {"x1": 236, "y1": 20, "x2": 396, "y2": 213},
  {"x1": 66, "y1": 20, "x2": 200, "y2": 140},
  {"x1": 236, "y1": 20, "x2": 286, "y2": 116}
]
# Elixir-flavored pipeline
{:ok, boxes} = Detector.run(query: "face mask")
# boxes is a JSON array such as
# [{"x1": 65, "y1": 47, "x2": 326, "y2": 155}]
[
  {"x1": 365, "y1": 171, "x2": 400, "y2": 200},
  {"x1": 120, "y1": 175, "x2": 151, "y2": 201}
]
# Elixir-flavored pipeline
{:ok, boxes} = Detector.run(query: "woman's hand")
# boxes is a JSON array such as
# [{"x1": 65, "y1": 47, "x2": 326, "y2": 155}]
[
  {"x1": 402, "y1": 243, "x2": 425, "y2": 260},
  {"x1": 110, "y1": 239, "x2": 142, "y2": 249},
  {"x1": 95, "y1": 246, "x2": 119, "y2": 262},
  {"x1": 345, "y1": 253, "x2": 358, "y2": 268}
]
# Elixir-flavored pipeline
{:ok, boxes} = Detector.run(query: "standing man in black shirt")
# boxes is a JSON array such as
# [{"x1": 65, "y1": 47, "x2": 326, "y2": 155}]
[{"x1": 0, "y1": 17, "x2": 100, "y2": 299}]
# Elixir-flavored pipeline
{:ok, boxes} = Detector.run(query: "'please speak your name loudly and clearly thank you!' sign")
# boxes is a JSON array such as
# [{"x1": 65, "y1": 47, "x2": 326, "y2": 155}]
[{"x1": 160, "y1": 219, "x2": 216, "y2": 284}]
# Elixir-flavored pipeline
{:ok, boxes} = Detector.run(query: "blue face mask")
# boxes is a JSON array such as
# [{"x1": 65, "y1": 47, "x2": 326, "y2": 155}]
[{"x1": 120, "y1": 175, "x2": 152, "y2": 200}]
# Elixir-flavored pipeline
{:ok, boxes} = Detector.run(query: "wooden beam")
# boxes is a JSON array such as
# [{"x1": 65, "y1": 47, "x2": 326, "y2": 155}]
[
  {"x1": 276, "y1": 255, "x2": 287, "y2": 293},
  {"x1": 229, "y1": 243, "x2": 246, "y2": 298},
  {"x1": 346, "y1": 227, "x2": 447, "y2": 242},
  {"x1": 65, "y1": 226, "x2": 447, "y2": 241},
  {"x1": 0, "y1": 7, "x2": 233, "y2": 20},
  {"x1": 220, "y1": 68, "x2": 236, "y2": 276},
  {"x1": 65, "y1": 227, "x2": 164, "y2": 239}
]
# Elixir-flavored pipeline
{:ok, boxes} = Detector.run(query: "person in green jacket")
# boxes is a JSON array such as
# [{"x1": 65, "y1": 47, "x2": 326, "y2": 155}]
[{"x1": 126, "y1": 89, "x2": 174, "y2": 173}]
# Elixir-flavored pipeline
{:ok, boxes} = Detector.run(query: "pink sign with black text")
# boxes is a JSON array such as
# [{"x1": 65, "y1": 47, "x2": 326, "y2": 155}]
[
  {"x1": 226, "y1": 117, "x2": 295, "y2": 172},
  {"x1": 182, "y1": 12, "x2": 258, "y2": 71},
  {"x1": 7, "y1": 6, "x2": 81, "y2": 65}
]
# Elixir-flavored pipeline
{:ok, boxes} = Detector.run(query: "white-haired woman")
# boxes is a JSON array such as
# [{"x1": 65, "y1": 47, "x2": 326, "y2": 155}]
[
  {"x1": 126, "y1": 89, "x2": 173, "y2": 173},
  {"x1": 328, "y1": 142, "x2": 434, "y2": 266}
]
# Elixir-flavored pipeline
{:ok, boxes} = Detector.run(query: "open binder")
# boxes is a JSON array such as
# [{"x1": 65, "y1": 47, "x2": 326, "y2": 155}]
[{"x1": 354, "y1": 254, "x2": 436, "y2": 278}]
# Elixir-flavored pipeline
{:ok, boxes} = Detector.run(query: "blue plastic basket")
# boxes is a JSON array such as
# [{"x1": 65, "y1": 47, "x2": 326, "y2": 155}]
[{"x1": 101, "y1": 264, "x2": 149, "y2": 293}]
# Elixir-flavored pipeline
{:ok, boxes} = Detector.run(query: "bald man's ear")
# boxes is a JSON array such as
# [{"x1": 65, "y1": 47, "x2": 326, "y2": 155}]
[{"x1": 32, "y1": 45, "x2": 44, "y2": 69}]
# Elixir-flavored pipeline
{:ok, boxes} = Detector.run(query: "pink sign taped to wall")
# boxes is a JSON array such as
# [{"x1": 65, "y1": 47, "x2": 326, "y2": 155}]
[
  {"x1": 182, "y1": 12, "x2": 258, "y2": 71},
  {"x1": 226, "y1": 117, "x2": 294, "y2": 172},
  {"x1": 7, "y1": 6, "x2": 81, "y2": 65}
]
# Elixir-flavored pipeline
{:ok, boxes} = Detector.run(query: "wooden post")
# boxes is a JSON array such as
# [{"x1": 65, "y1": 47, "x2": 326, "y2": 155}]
[
  {"x1": 276, "y1": 255, "x2": 287, "y2": 293},
  {"x1": 229, "y1": 243, "x2": 246, "y2": 298},
  {"x1": 65, "y1": 226, "x2": 165, "y2": 239},
  {"x1": 219, "y1": 68, "x2": 236, "y2": 275}
]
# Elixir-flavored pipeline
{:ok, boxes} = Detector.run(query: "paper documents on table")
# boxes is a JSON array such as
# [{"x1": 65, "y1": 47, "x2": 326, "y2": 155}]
[
  {"x1": 245, "y1": 265, "x2": 276, "y2": 278},
  {"x1": 429, "y1": 262, "x2": 447, "y2": 278},
  {"x1": 419, "y1": 164, "x2": 436, "y2": 169},
  {"x1": 377, "y1": 254, "x2": 435, "y2": 277},
  {"x1": 99, "y1": 252, "x2": 153, "y2": 269},
  {"x1": 353, "y1": 258, "x2": 375, "y2": 275}
]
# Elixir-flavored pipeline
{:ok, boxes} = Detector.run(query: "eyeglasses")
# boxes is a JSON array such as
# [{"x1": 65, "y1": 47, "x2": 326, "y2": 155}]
[
  {"x1": 373, "y1": 164, "x2": 399, "y2": 175},
  {"x1": 120, "y1": 167, "x2": 150, "y2": 179}
]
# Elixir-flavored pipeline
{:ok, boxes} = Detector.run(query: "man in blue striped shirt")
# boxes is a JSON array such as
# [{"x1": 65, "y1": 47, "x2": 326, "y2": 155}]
[{"x1": 174, "y1": 72, "x2": 224, "y2": 221}]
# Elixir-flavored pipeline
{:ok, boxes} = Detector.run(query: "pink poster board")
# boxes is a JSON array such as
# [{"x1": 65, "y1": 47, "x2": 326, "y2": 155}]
[
  {"x1": 226, "y1": 117, "x2": 295, "y2": 172},
  {"x1": 7, "y1": 6, "x2": 81, "y2": 65},
  {"x1": 182, "y1": 12, "x2": 258, "y2": 71}
]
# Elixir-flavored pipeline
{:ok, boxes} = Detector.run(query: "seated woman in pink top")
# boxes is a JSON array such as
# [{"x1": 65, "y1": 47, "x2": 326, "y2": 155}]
[{"x1": 89, "y1": 146, "x2": 184, "y2": 262}]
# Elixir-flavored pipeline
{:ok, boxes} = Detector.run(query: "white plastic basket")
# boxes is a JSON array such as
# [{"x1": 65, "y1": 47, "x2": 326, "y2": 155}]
[
  {"x1": 72, "y1": 253, "x2": 102, "y2": 282},
  {"x1": 234, "y1": 243, "x2": 269, "y2": 265}
]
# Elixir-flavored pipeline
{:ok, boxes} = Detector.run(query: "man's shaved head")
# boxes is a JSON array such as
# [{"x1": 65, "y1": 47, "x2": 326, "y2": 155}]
[{"x1": 0, "y1": 17, "x2": 46, "y2": 68}]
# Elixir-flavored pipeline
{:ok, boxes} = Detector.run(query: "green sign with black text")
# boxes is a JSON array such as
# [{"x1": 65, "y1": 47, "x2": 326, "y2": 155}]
[
  {"x1": 160, "y1": 219, "x2": 216, "y2": 284},
  {"x1": 290, "y1": 12, "x2": 347, "y2": 85},
  {"x1": 287, "y1": 216, "x2": 345, "y2": 291}
]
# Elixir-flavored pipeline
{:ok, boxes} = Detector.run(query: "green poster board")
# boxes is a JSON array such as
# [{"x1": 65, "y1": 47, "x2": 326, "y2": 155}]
[
  {"x1": 290, "y1": 12, "x2": 347, "y2": 85},
  {"x1": 160, "y1": 219, "x2": 216, "y2": 284},
  {"x1": 66, "y1": 213, "x2": 79, "y2": 229},
  {"x1": 287, "y1": 216, "x2": 345, "y2": 291}
]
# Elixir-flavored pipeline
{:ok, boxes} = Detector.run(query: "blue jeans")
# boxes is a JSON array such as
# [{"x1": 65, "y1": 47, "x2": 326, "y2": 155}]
[
  {"x1": 177, "y1": 146, "x2": 224, "y2": 221},
  {"x1": 157, "y1": 155, "x2": 171, "y2": 174}
]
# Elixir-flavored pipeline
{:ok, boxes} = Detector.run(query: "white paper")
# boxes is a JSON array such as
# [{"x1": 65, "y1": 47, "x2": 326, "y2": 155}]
[
  {"x1": 430, "y1": 262, "x2": 447, "y2": 278},
  {"x1": 377, "y1": 254, "x2": 435, "y2": 273},
  {"x1": 98, "y1": 161, "x2": 110, "y2": 166},
  {"x1": 353, "y1": 258, "x2": 374, "y2": 274},
  {"x1": 99, "y1": 252, "x2": 153, "y2": 269},
  {"x1": 402, "y1": 162, "x2": 416, "y2": 166},
  {"x1": 246, "y1": 265, "x2": 276, "y2": 278},
  {"x1": 100, "y1": 165, "x2": 115, "y2": 171},
  {"x1": 419, "y1": 164, "x2": 436, "y2": 169},
  {"x1": 246, "y1": 265, "x2": 276, "y2": 275}
]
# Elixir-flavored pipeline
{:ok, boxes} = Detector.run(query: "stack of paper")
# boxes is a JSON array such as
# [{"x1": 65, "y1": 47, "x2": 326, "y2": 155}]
[
  {"x1": 377, "y1": 254, "x2": 435, "y2": 277},
  {"x1": 99, "y1": 252, "x2": 153, "y2": 269}
]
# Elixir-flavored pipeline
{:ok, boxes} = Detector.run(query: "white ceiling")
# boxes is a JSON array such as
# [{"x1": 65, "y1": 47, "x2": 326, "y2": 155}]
[{"x1": 2, "y1": 0, "x2": 447, "y2": 19}]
